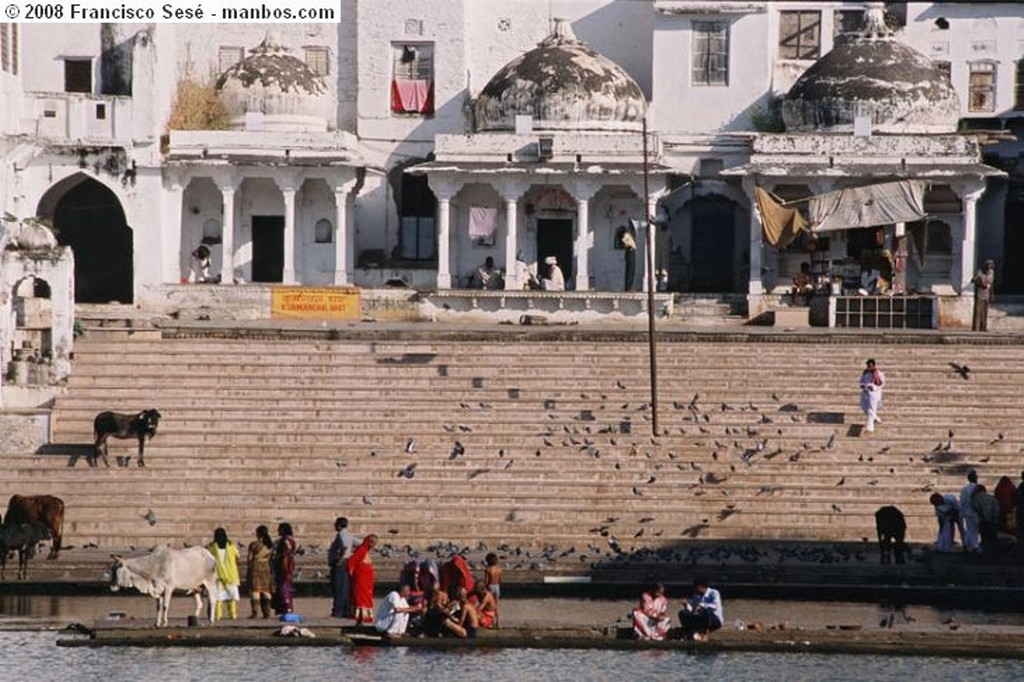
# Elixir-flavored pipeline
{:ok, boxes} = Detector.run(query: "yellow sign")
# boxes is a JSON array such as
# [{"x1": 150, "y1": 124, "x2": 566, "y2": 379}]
[{"x1": 271, "y1": 287, "x2": 361, "y2": 320}]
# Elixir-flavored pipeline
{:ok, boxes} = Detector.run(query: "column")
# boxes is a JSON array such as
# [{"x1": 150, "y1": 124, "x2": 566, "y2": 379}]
[
  {"x1": 282, "y1": 186, "x2": 297, "y2": 284},
  {"x1": 436, "y1": 195, "x2": 452, "y2": 288},
  {"x1": 743, "y1": 178, "x2": 764, "y2": 295},
  {"x1": 334, "y1": 181, "x2": 357, "y2": 285},
  {"x1": 960, "y1": 187, "x2": 984, "y2": 292},
  {"x1": 164, "y1": 177, "x2": 184, "y2": 283},
  {"x1": 643, "y1": 196, "x2": 659, "y2": 292},
  {"x1": 574, "y1": 196, "x2": 591, "y2": 291},
  {"x1": 220, "y1": 183, "x2": 237, "y2": 285},
  {"x1": 503, "y1": 196, "x2": 519, "y2": 290}
]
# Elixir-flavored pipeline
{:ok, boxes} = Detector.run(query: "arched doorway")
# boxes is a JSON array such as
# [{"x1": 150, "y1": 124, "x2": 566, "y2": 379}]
[
  {"x1": 41, "y1": 176, "x2": 133, "y2": 303},
  {"x1": 689, "y1": 195, "x2": 736, "y2": 292}
]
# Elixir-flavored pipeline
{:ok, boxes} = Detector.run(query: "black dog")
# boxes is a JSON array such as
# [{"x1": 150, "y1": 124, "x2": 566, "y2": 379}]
[{"x1": 93, "y1": 409, "x2": 162, "y2": 468}]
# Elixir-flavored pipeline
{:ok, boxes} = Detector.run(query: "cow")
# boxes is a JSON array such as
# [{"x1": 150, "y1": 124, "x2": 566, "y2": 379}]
[
  {"x1": 93, "y1": 409, "x2": 162, "y2": 468},
  {"x1": 0, "y1": 522, "x2": 50, "y2": 580},
  {"x1": 109, "y1": 545, "x2": 217, "y2": 627},
  {"x1": 875, "y1": 505, "x2": 907, "y2": 565},
  {"x1": 4, "y1": 495, "x2": 64, "y2": 559}
]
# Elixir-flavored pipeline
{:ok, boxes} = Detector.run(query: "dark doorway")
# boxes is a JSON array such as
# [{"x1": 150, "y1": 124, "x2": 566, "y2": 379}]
[
  {"x1": 252, "y1": 216, "x2": 285, "y2": 283},
  {"x1": 536, "y1": 218, "x2": 574, "y2": 285},
  {"x1": 53, "y1": 178, "x2": 133, "y2": 303},
  {"x1": 1003, "y1": 194, "x2": 1024, "y2": 293},
  {"x1": 689, "y1": 195, "x2": 735, "y2": 292}
]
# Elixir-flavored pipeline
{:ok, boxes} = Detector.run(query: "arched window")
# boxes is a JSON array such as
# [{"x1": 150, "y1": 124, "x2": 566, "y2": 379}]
[{"x1": 314, "y1": 218, "x2": 333, "y2": 244}]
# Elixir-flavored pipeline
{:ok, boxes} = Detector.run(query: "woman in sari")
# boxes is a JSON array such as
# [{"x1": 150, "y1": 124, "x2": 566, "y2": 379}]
[
  {"x1": 347, "y1": 534, "x2": 378, "y2": 624},
  {"x1": 633, "y1": 583, "x2": 671, "y2": 640},
  {"x1": 272, "y1": 522, "x2": 297, "y2": 614},
  {"x1": 246, "y1": 525, "x2": 274, "y2": 618}
]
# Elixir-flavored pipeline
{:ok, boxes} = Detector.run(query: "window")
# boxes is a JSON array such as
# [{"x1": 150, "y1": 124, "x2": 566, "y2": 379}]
[
  {"x1": 64, "y1": 59, "x2": 92, "y2": 93},
  {"x1": 304, "y1": 46, "x2": 329, "y2": 77},
  {"x1": 779, "y1": 10, "x2": 820, "y2": 60},
  {"x1": 218, "y1": 46, "x2": 243, "y2": 74},
  {"x1": 95, "y1": 103, "x2": 106, "y2": 120},
  {"x1": 1016, "y1": 60, "x2": 1024, "y2": 111},
  {"x1": 934, "y1": 60, "x2": 951, "y2": 85},
  {"x1": 969, "y1": 61, "x2": 996, "y2": 113},
  {"x1": 692, "y1": 21, "x2": 729, "y2": 86},
  {"x1": 399, "y1": 174, "x2": 436, "y2": 260},
  {"x1": 834, "y1": 9, "x2": 864, "y2": 37},
  {"x1": 926, "y1": 221, "x2": 953, "y2": 254},
  {"x1": 391, "y1": 43, "x2": 434, "y2": 114},
  {"x1": 314, "y1": 218, "x2": 333, "y2": 244}
]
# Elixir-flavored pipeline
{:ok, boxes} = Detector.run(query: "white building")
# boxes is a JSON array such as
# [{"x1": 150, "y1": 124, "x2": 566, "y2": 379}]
[{"x1": 0, "y1": 0, "x2": 1022, "y2": 351}]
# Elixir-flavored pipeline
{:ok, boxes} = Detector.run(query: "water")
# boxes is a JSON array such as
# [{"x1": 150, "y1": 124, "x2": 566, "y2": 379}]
[
  {"x1": 3, "y1": 597, "x2": 1024, "y2": 681},
  {"x1": 2, "y1": 631, "x2": 1022, "y2": 682}
]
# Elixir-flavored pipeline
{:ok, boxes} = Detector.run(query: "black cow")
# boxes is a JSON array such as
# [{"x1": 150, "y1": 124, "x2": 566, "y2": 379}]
[
  {"x1": 875, "y1": 505, "x2": 907, "y2": 565},
  {"x1": 93, "y1": 409, "x2": 162, "y2": 467},
  {"x1": 0, "y1": 522, "x2": 50, "y2": 580},
  {"x1": 4, "y1": 495, "x2": 64, "y2": 559}
]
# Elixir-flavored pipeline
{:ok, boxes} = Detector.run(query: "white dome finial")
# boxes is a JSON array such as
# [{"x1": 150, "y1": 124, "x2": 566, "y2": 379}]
[
  {"x1": 547, "y1": 18, "x2": 579, "y2": 45},
  {"x1": 862, "y1": 3, "x2": 892, "y2": 39}
]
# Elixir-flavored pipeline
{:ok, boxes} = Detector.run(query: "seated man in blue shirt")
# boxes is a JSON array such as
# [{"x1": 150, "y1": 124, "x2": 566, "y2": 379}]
[{"x1": 678, "y1": 578, "x2": 723, "y2": 641}]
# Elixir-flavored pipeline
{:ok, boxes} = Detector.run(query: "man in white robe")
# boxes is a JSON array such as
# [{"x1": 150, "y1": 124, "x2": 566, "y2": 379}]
[{"x1": 859, "y1": 359, "x2": 885, "y2": 433}]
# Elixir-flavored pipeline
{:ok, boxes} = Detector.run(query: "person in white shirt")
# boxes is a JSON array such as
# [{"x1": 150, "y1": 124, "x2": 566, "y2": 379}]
[
  {"x1": 959, "y1": 470, "x2": 980, "y2": 553},
  {"x1": 541, "y1": 256, "x2": 565, "y2": 291},
  {"x1": 678, "y1": 578, "x2": 723, "y2": 641},
  {"x1": 373, "y1": 584, "x2": 420, "y2": 637}
]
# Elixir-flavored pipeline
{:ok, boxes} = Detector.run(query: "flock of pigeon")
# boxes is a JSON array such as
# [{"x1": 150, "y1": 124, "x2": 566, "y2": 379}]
[{"x1": 316, "y1": 353, "x2": 1017, "y2": 574}]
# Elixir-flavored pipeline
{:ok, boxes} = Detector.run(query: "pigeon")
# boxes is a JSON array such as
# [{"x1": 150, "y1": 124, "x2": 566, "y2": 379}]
[
  {"x1": 142, "y1": 509, "x2": 157, "y2": 526},
  {"x1": 405, "y1": 438, "x2": 416, "y2": 454},
  {"x1": 949, "y1": 362, "x2": 970, "y2": 380},
  {"x1": 825, "y1": 433, "x2": 836, "y2": 450},
  {"x1": 831, "y1": 504, "x2": 842, "y2": 513},
  {"x1": 836, "y1": 477, "x2": 846, "y2": 486},
  {"x1": 467, "y1": 468, "x2": 489, "y2": 480},
  {"x1": 397, "y1": 463, "x2": 417, "y2": 479},
  {"x1": 616, "y1": 380, "x2": 627, "y2": 390},
  {"x1": 362, "y1": 496, "x2": 373, "y2": 505},
  {"x1": 449, "y1": 441, "x2": 466, "y2": 459},
  {"x1": 503, "y1": 459, "x2": 514, "y2": 470}
]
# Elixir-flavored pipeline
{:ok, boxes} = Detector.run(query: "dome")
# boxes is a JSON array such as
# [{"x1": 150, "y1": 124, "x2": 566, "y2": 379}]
[
  {"x1": 781, "y1": 8, "x2": 960, "y2": 134},
  {"x1": 216, "y1": 32, "x2": 329, "y2": 132},
  {"x1": 474, "y1": 19, "x2": 647, "y2": 132}
]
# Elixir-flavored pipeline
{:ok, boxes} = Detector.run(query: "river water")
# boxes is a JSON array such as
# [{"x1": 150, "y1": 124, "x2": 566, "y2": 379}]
[{"x1": 3, "y1": 596, "x2": 1024, "y2": 681}]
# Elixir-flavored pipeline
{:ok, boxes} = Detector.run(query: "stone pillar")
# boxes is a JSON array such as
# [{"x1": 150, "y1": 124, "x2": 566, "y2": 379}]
[
  {"x1": 743, "y1": 178, "x2": 764, "y2": 295},
  {"x1": 959, "y1": 187, "x2": 984, "y2": 292},
  {"x1": 220, "y1": 183, "x2": 237, "y2": 285},
  {"x1": 282, "y1": 186, "x2": 297, "y2": 284},
  {"x1": 575, "y1": 196, "x2": 591, "y2": 291},
  {"x1": 164, "y1": 176, "x2": 185, "y2": 283},
  {"x1": 436, "y1": 195, "x2": 452, "y2": 289},
  {"x1": 643, "y1": 195, "x2": 659, "y2": 292},
  {"x1": 334, "y1": 180, "x2": 357, "y2": 285},
  {"x1": 503, "y1": 196, "x2": 519, "y2": 290}
]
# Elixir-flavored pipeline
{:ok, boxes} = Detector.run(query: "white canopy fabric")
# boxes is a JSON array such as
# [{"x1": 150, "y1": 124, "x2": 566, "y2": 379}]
[{"x1": 809, "y1": 180, "x2": 926, "y2": 233}]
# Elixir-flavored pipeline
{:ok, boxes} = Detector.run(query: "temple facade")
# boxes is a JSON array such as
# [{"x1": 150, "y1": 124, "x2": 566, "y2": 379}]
[{"x1": 0, "y1": 1, "x2": 1022, "y2": 342}]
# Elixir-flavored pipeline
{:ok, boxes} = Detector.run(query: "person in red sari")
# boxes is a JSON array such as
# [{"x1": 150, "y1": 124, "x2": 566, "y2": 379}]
[
  {"x1": 272, "y1": 522, "x2": 296, "y2": 615},
  {"x1": 347, "y1": 534, "x2": 378, "y2": 624},
  {"x1": 633, "y1": 583, "x2": 671, "y2": 640}
]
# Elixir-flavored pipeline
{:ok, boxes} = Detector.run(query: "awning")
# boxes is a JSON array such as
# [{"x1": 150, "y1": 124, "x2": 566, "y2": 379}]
[
  {"x1": 809, "y1": 180, "x2": 926, "y2": 233},
  {"x1": 754, "y1": 186, "x2": 807, "y2": 248}
]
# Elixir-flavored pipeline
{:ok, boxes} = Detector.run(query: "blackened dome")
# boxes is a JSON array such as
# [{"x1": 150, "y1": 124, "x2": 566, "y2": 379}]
[{"x1": 475, "y1": 19, "x2": 647, "y2": 132}]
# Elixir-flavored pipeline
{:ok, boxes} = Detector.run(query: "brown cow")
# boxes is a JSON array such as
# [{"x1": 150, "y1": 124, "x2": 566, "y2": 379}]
[{"x1": 4, "y1": 495, "x2": 64, "y2": 559}]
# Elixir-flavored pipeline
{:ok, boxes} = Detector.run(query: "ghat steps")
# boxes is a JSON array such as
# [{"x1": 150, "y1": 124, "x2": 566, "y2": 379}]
[{"x1": 6, "y1": 331, "x2": 1023, "y2": 562}]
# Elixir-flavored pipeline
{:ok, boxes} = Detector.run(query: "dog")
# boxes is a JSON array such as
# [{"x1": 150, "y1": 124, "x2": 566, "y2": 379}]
[{"x1": 93, "y1": 409, "x2": 162, "y2": 467}]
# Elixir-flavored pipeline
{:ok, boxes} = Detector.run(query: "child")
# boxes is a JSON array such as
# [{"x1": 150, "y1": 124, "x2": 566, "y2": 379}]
[{"x1": 483, "y1": 553, "x2": 502, "y2": 627}]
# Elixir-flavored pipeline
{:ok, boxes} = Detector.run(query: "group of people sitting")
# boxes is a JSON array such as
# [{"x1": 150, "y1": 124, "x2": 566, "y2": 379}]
[
  {"x1": 633, "y1": 579, "x2": 724, "y2": 642},
  {"x1": 469, "y1": 255, "x2": 566, "y2": 291},
  {"x1": 372, "y1": 553, "x2": 502, "y2": 639}
]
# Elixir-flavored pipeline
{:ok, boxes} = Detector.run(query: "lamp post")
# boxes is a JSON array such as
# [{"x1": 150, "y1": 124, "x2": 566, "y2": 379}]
[{"x1": 642, "y1": 117, "x2": 659, "y2": 437}]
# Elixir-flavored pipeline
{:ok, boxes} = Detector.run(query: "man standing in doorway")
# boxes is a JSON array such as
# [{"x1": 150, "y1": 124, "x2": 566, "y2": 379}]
[
  {"x1": 972, "y1": 259, "x2": 995, "y2": 331},
  {"x1": 619, "y1": 225, "x2": 637, "y2": 292}
]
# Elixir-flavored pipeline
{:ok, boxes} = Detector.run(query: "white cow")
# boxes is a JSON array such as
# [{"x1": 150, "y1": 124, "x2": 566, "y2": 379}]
[{"x1": 109, "y1": 545, "x2": 218, "y2": 627}]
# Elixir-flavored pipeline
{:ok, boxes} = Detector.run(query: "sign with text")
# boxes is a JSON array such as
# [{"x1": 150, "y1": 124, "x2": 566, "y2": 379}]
[{"x1": 271, "y1": 287, "x2": 360, "y2": 320}]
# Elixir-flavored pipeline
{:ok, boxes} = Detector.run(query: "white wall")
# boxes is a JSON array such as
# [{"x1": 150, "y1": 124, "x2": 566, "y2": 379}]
[{"x1": 651, "y1": 9, "x2": 770, "y2": 133}]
